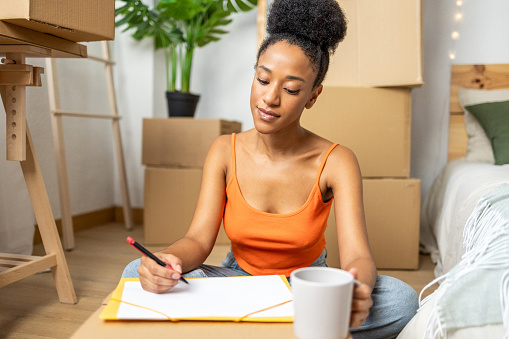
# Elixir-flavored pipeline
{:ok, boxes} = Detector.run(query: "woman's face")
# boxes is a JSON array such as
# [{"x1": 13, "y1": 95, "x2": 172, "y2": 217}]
[{"x1": 250, "y1": 41, "x2": 321, "y2": 135}]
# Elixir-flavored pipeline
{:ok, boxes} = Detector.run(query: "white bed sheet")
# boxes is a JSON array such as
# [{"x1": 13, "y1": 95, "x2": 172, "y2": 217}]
[{"x1": 420, "y1": 158, "x2": 509, "y2": 277}]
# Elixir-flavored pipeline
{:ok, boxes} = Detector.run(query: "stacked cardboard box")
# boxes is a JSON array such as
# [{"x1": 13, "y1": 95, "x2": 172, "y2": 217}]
[
  {"x1": 0, "y1": 0, "x2": 114, "y2": 42},
  {"x1": 142, "y1": 118, "x2": 241, "y2": 245},
  {"x1": 326, "y1": 0, "x2": 422, "y2": 88},
  {"x1": 299, "y1": 0, "x2": 423, "y2": 269}
]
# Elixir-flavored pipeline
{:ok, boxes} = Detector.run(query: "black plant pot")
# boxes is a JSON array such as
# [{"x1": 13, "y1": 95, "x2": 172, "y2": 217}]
[{"x1": 166, "y1": 91, "x2": 200, "y2": 117}]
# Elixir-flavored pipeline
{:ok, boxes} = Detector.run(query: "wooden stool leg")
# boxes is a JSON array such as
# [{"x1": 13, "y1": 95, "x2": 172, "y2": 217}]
[
  {"x1": 20, "y1": 124, "x2": 77, "y2": 304},
  {"x1": 4, "y1": 53, "x2": 27, "y2": 161}
]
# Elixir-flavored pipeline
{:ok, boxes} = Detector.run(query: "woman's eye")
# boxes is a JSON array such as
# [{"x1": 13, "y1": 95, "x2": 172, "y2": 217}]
[
  {"x1": 257, "y1": 77, "x2": 269, "y2": 85},
  {"x1": 285, "y1": 88, "x2": 300, "y2": 95}
]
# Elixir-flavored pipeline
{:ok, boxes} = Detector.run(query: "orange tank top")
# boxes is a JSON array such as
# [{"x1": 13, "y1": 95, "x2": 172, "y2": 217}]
[{"x1": 224, "y1": 133, "x2": 338, "y2": 277}]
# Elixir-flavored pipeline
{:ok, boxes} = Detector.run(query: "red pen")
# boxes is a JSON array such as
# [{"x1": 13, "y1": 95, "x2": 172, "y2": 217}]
[{"x1": 126, "y1": 236, "x2": 188, "y2": 284}]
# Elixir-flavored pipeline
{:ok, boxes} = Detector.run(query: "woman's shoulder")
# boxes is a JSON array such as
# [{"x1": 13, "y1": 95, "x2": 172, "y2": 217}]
[
  {"x1": 211, "y1": 130, "x2": 253, "y2": 151},
  {"x1": 324, "y1": 143, "x2": 359, "y2": 173},
  {"x1": 324, "y1": 144, "x2": 361, "y2": 185},
  {"x1": 228, "y1": 129, "x2": 258, "y2": 151},
  {"x1": 329, "y1": 143, "x2": 358, "y2": 162},
  {"x1": 205, "y1": 134, "x2": 232, "y2": 168},
  {"x1": 306, "y1": 130, "x2": 356, "y2": 160},
  {"x1": 208, "y1": 134, "x2": 231, "y2": 153},
  {"x1": 307, "y1": 131, "x2": 361, "y2": 178}
]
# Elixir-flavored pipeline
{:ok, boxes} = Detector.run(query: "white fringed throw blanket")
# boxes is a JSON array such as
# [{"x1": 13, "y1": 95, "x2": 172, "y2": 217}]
[{"x1": 419, "y1": 184, "x2": 509, "y2": 338}]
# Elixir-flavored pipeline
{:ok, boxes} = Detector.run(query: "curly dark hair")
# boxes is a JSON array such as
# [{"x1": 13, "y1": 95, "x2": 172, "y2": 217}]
[{"x1": 256, "y1": 0, "x2": 347, "y2": 88}]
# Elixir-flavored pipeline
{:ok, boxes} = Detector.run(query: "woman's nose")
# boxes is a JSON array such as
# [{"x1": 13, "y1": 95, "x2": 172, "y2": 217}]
[{"x1": 263, "y1": 85, "x2": 280, "y2": 106}]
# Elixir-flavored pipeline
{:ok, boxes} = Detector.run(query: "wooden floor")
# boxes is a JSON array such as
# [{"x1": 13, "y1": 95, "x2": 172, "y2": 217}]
[{"x1": 0, "y1": 223, "x2": 437, "y2": 338}]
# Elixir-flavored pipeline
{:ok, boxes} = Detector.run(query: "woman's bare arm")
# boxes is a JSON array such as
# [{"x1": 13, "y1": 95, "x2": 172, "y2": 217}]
[
  {"x1": 138, "y1": 135, "x2": 231, "y2": 293},
  {"x1": 326, "y1": 145, "x2": 377, "y2": 327}
]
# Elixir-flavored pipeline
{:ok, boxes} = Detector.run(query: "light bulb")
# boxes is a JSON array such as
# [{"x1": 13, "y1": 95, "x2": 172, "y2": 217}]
[
  {"x1": 449, "y1": 51, "x2": 456, "y2": 60},
  {"x1": 456, "y1": 0, "x2": 463, "y2": 6},
  {"x1": 451, "y1": 31, "x2": 460, "y2": 40},
  {"x1": 455, "y1": 12, "x2": 463, "y2": 21}
]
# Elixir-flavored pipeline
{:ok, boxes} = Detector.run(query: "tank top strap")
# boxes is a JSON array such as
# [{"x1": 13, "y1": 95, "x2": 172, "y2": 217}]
[
  {"x1": 231, "y1": 133, "x2": 237, "y2": 175},
  {"x1": 314, "y1": 143, "x2": 340, "y2": 185}
]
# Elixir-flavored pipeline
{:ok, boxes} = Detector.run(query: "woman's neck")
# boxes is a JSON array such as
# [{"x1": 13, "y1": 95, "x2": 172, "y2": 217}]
[{"x1": 252, "y1": 125, "x2": 309, "y2": 160}]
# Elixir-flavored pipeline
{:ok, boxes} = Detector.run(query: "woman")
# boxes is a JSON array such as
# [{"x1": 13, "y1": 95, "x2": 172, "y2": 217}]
[{"x1": 123, "y1": 0, "x2": 418, "y2": 337}]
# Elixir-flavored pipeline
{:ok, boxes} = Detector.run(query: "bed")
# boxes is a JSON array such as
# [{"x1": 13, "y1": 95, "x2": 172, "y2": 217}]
[
  {"x1": 420, "y1": 160, "x2": 509, "y2": 277},
  {"x1": 420, "y1": 64, "x2": 509, "y2": 277},
  {"x1": 397, "y1": 64, "x2": 509, "y2": 338}
]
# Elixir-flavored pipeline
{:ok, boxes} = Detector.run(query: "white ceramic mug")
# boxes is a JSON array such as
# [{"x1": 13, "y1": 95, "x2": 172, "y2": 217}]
[{"x1": 291, "y1": 267, "x2": 354, "y2": 339}]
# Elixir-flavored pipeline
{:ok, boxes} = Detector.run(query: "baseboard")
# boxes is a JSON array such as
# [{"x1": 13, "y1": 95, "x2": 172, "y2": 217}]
[
  {"x1": 114, "y1": 206, "x2": 144, "y2": 225},
  {"x1": 33, "y1": 206, "x2": 144, "y2": 245}
]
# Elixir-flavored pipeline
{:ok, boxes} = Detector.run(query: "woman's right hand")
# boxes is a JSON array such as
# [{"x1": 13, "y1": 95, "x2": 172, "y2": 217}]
[{"x1": 137, "y1": 253, "x2": 184, "y2": 294}]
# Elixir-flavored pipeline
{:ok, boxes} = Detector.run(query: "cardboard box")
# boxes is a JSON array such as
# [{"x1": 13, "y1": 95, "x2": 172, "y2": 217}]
[
  {"x1": 144, "y1": 166, "x2": 230, "y2": 246},
  {"x1": 0, "y1": 21, "x2": 87, "y2": 58},
  {"x1": 142, "y1": 118, "x2": 242, "y2": 168},
  {"x1": 325, "y1": 0, "x2": 422, "y2": 87},
  {"x1": 301, "y1": 86, "x2": 411, "y2": 178},
  {"x1": 0, "y1": 0, "x2": 114, "y2": 42},
  {"x1": 324, "y1": 178, "x2": 420, "y2": 270}
]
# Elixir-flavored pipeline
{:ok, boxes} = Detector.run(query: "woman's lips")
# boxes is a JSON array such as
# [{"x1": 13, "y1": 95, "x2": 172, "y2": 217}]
[{"x1": 258, "y1": 107, "x2": 280, "y2": 122}]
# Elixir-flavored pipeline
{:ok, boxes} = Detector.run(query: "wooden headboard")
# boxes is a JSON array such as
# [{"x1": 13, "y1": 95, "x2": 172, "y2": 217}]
[{"x1": 448, "y1": 64, "x2": 509, "y2": 160}]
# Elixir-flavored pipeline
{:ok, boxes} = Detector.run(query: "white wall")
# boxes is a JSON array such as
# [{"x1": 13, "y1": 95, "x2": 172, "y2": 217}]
[
  {"x1": 411, "y1": 0, "x2": 509, "y2": 199},
  {"x1": 113, "y1": 31, "x2": 154, "y2": 208}
]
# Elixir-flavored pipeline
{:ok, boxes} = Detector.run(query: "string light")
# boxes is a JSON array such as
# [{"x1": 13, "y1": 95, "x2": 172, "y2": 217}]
[{"x1": 450, "y1": 0, "x2": 464, "y2": 60}]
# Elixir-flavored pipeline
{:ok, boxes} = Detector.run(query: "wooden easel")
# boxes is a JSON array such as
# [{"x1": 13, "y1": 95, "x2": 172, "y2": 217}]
[
  {"x1": 45, "y1": 41, "x2": 133, "y2": 250},
  {"x1": 0, "y1": 21, "x2": 81, "y2": 304}
]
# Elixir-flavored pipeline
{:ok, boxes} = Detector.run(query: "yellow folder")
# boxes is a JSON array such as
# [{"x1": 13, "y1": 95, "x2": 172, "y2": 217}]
[{"x1": 101, "y1": 275, "x2": 293, "y2": 322}]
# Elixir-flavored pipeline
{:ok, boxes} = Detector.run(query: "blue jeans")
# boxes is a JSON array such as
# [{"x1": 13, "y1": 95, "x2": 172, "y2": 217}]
[{"x1": 121, "y1": 249, "x2": 418, "y2": 339}]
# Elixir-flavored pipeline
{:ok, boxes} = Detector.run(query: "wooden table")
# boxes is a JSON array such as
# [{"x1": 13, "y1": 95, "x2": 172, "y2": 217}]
[
  {"x1": 0, "y1": 21, "x2": 86, "y2": 304},
  {"x1": 72, "y1": 299, "x2": 353, "y2": 339},
  {"x1": 72, "y1": 292, "x2": 353, "y2": 339}
]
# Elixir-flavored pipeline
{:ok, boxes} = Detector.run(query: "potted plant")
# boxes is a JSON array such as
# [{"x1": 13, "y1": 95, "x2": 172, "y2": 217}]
[{"x1": 115, "y1": 0, "x2": 258, "y2": 117}]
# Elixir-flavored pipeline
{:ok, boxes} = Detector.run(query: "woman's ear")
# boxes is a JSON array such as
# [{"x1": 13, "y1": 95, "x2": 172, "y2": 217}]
[{"x1": 305, "y1": 85, "x2": 323, "y2": 109}]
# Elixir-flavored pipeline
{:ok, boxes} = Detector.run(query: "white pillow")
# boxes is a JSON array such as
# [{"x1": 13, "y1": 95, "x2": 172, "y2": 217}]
[{"x1": 457, "y1": 88, "x2": 509, "y2": 163}]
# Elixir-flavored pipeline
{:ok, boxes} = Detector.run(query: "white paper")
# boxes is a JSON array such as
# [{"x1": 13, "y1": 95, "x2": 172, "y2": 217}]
[{"x1": 116, "y1": 275, "x2": 294, "y2": 320}]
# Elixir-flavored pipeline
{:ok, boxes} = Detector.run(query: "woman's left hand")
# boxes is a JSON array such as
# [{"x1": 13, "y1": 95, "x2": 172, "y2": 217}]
[{"x1": 348, "y1": 268, "x2": 373, "y2": 328}]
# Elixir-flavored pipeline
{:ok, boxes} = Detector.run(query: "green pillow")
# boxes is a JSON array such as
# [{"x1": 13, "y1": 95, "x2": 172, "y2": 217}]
[{"x1": 464, "y1": 100, "x2": 509, "y2": 165}]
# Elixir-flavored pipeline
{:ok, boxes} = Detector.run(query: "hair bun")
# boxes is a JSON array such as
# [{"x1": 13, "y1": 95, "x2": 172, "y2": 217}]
[{"x1": 266, "y1": 0, "x2": 347, "y2": 54}]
